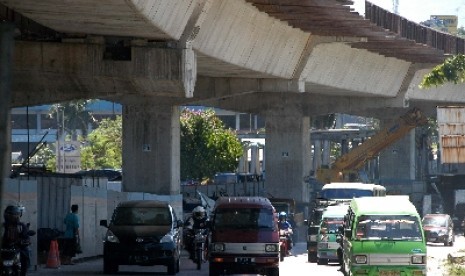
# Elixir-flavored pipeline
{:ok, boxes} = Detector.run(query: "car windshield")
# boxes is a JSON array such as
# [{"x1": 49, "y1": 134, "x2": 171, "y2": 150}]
[
  {"x1": 320, "y1": 189, "x2": 373, "y2": 199},
  {"x1": 355, "y1": 215, "x2": 422, "y2": 241},
  {"x1": 112, "y1": 207, "x2": 172, "y2": 226},
  {"x1": 321, "y1": 217, "x2": 344, "y2": 234},
  {"x1": 214, "y1": 208, "x2": 275, "y2": 230},
  {"x1": 422, "y1": 216, "x2": 447, "y2": 227}
]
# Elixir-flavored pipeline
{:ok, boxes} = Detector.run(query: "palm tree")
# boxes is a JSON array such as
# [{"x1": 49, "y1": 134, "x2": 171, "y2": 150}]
[{"x1": 49, "y1": 100, "x2": 95, "y2": 140}]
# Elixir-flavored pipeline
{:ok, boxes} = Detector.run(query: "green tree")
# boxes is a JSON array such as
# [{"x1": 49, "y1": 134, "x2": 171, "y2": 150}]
[
  {"x1": 420, "y1": 54, "x2": 465, "y2": 88},
  {"x1": 311, "y1": 114, "x2": 336, "y2": 129},
  {"x1": 180, "y1": 108, "x2": 243, "y2": 181},
  {"x1": 81, "y1": 116, "x2": 122, "y2": 169},
  {"x1": 34, "y1": 144, "x2": 57, "y2": 172},
  {"x1": 50, "y1": 100, "x2": 95, "y2": 139}
]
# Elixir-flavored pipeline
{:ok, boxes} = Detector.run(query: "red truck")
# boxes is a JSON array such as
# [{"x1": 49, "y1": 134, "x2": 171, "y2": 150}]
[{"x1": 208, "y1": 196, "x2": 280, "y2": 276}]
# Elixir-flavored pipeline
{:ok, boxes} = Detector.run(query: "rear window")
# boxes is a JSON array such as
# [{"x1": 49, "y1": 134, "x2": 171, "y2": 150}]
[
  {"x1": 320, "y1": 189, "x2": 373, "y2": 199},
  {"x1": 112, "y1": 207, "x2": 172, "y2": 226},
  {"x1": 321, "y1": 217, "x2": 344, "y2": 234},
  {"x1": 213, "y1": 207, "x2": 275, "y2": 230},
  {"x1": 422, "y1": 216, "x2": 447, "y2": 227}
]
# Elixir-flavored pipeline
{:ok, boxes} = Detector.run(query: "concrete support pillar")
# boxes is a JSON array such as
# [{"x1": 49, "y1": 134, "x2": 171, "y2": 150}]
[
  {"x1": 122, "y1": 103, "x2": 180, "y2": 195},
  {"x1": 341, "y1": 139, "x2": 349, "y2": 155},
  {"x1": 265, "y1": 109, "x2": 311, "y2": 203},
  {"x1": 313, "y1": 140, "x2": 322, "y2": 174},
  {"x1": 0, "y1": 23, "x2": 14, "y2": 188},
  {"x1": 378, "y1": 119, "x2": 416, "y2": 181},
  {"x1": 322, "y1": 140, "x2": 331, "y2": 166}
]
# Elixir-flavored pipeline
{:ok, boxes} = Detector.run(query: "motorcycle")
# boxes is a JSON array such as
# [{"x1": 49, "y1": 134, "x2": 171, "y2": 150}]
[
  {"x1": 279, "y1": 229, "x2": 292, "y2": 262},
  {"x1": 193, "y1": 228, "x2": 208, "y2": 270},
  {"x1": 1, "y1": 228, "x2": 36, "y2": 276}
]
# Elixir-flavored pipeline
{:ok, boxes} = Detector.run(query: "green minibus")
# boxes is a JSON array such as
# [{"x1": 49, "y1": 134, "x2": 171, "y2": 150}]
[
  {"x1": 341, "y1": 196, "x2": 426, "y2": 276},
  {"x1": 317, "y1": 204, "x2": 349, "y2": 265}
]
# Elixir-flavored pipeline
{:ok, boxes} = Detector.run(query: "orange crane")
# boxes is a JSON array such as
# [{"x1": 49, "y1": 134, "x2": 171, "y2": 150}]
[{"x1": 316, "y1": 108, "x2": 428, "y2": 183}]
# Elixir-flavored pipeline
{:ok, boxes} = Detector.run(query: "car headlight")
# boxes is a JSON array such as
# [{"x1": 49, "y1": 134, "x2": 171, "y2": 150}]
[
  {"x1": 212, "y1": 243, "x2": 225, "y2": 252},
  {"x1": 3, "y1": 260, "x2": 14, "y2": 266},
  {"x1": 411, "y1": 255, "x2": 426, "y2": 264},
  {"x1": 160, "y1": 234, "x2": 174, "y2": 243},
  {"x1": 105, "y1": 230, "x2": 120, "y2": 243},
  {"x1": 265, "y1": 244, "x2": 278, "y2": 252},
  {"x1": 354, "y1": 255, "x2": 367, "y2": 264}
]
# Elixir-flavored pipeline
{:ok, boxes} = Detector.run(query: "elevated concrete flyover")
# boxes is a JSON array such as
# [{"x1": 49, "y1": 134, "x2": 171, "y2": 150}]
[{"x1": 1, "y1": 0, "x2": 465, "y2": 204}]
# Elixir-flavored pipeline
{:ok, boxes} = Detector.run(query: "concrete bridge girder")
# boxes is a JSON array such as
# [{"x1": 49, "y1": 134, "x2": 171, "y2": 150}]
[
  {"x1": 408, "y1": 68, "x2": 465, "y2": 104},
  {"x1": 0, "y1": 0, "x2": 196, "y2": 40},
  {"x1": 11, "y1": 41, "x2": 196, "y2": 107},
  {"x1": 302, "y1": 43, "x2": 411, "y2": 97},
  {"x1": 5, "y1": 0, "x2": 443, "y2": 112}
]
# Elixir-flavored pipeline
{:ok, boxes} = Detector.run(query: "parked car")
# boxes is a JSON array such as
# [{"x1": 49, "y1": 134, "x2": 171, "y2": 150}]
[
  {"x1": 100, "y1": 200, "x2": 183, "y2": 275},
  {"x1": 75, "y1": 169, "x2": 122, "y2": 181},
  {"x1": 422, "y1": 213, "x2": 454, "y2": 246}
]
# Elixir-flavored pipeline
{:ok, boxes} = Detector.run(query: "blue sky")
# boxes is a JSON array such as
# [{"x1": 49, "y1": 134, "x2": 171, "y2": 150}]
[{"x1": 352, "y1": 0, "x2": 465, "y2": 27}]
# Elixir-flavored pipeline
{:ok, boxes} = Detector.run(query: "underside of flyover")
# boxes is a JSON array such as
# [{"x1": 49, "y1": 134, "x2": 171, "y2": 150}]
[{"x1": 1, "y1": 0, "x2": 465, "y2": 207}]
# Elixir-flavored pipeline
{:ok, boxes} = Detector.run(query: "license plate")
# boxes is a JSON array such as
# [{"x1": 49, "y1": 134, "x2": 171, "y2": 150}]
[
  {"x1": 379, "y1": 271, "x2": 400, "y2": 276},
  {"x1": 134, "y1": 255, "x2": 148, "y2": 262},
  {"x1": 235, "y1": 257, "x2": 255, "y2": 264},
  {"x1": 428, "y1": 238, "x2": 436, "y2": 242}
]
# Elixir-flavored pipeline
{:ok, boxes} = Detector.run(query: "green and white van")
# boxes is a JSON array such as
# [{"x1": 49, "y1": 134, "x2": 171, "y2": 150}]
[
  {"x1": 341, "y1": 196, "x2": 426, "y2": 276},
  {"x1": 317, "y1": 204, "x2": 349, "y2": 265}
]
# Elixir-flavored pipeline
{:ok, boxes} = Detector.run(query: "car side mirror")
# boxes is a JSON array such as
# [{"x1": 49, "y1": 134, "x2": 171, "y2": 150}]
[{"x1": 100, "y1": 219, "x2": 108, "y2": 228}]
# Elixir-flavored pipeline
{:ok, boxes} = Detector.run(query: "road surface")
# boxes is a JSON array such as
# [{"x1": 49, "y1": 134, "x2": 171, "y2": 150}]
[{"x1": 29, "y1": 237, "x2": 464, "y2": 275}]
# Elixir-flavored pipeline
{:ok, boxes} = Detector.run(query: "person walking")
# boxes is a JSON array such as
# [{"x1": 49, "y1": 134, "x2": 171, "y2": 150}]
[{"x1": 62, "y1": 204, "x2": 80, "y2": 265}]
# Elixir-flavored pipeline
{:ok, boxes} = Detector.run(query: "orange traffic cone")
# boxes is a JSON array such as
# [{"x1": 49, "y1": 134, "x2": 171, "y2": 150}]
[
  {"x1": 46, "y1": 240, "x2": 60, "y2": 268},
  {"x1": 54, "y1": 240, "x2": 61, "y2": 266}
]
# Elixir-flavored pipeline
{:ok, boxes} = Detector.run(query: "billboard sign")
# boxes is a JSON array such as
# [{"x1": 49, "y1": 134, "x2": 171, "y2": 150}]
[{"x1": 56, "y1": 141, "x2": 81, "y2": 173}]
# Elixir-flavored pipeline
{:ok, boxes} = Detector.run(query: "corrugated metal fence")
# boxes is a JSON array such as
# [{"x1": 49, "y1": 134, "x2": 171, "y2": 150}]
[{"x1": 4, "y1": 176, "x2": 182, "y2": 270}]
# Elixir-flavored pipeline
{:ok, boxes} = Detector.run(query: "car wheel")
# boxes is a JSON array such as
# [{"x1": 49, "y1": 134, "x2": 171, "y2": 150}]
[
  {"x1": 209, "y1": 264, "x2": 221, "y2": 276},
  {"x1": 308, "y1": 251, "x2": 317, "y2": 263},
  {"x1": 317, "y1": 258, "x2": 328, "y2": 265},
  {"x1": 103, "y1": 258, "x2": 118, "y2": 274},
  {"x1": 167, "y1": 258, "x2": 177, "y2": 275},
  {"x1": 267, "y1": 267, "x2": 279, "y2": 276}
]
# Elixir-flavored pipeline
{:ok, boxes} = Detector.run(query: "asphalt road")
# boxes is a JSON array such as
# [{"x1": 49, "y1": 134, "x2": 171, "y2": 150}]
[{"x1": 28, "y1": 237, "x2": 464, "y2": 276}]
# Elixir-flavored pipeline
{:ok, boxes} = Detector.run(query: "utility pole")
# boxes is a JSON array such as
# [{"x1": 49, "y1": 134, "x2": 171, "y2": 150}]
[{"x1": 393, "y1": 0, "x2": 399, "y2": 15}]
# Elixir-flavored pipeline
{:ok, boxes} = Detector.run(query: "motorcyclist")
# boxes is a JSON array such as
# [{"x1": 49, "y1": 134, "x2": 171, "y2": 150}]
[
  {"x1": 278, "y1": 211, "x2": 293, "y2": 251},
  {"x1": 1, "y1": 205, "x2": 31, "y2": 276},
  {"x1": 183, "y1": 206, "x2": 209, "y2": 260}
]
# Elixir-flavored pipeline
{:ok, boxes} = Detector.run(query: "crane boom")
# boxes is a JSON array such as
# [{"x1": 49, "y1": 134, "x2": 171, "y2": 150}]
[{"x1": 317, "y1": 108, "x2": 428, "y2": 183}]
